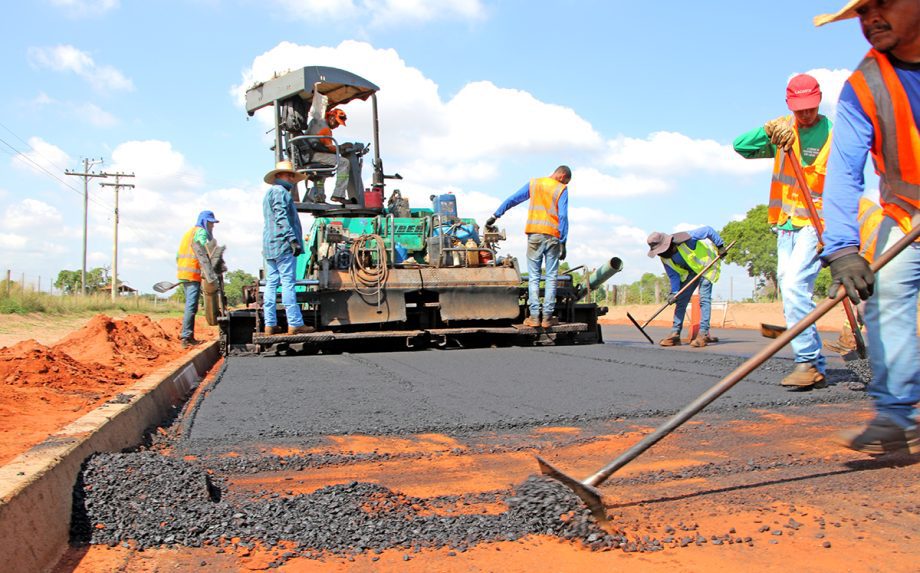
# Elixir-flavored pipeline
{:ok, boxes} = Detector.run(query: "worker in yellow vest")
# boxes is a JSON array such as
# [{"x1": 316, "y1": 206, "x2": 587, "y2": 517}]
[
  {"x1": 176, "y1": 210, "x2": 219, "y2": 348},
  {"x1": 733, "y1": 74, "x2": 832, "y2": 390},
  {"x1": 487, "y1": 165, "x2": 571, "y2": 328},
  {"x1": 647, "y1": 227, "x2": 728, "y2": 348}
]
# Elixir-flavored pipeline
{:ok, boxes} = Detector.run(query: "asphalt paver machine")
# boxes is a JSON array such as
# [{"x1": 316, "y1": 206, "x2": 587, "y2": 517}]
[{"x1": 220, "y1": 66, "x2": 622, "y2": 355}]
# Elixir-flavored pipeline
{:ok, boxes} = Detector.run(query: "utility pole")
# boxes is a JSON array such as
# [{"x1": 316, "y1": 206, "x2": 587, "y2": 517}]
[
  {"x1": 100, "y1": 172, "x2": 135, "y2": 301},
  {"x1": 65, "y1": 158, "x2": 106, "y2": 295}
]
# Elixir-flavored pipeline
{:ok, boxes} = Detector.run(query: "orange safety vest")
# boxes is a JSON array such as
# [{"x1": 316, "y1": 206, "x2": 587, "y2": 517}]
[
  {"x1": 767, "y1": 116, "x2": 831, "y2": 227},
  {"x1": 176, "y1": 227, "x2": 202, "y2": 282},
  {"x1": 848, "y1": 49, "x2": 920, "y2": 236},
  {"x1": 524, "y1": 177, "x2": 566, "y2": 238},
  {"x1": 857, "y1": 198, "x2": 884, "y2": 263}
]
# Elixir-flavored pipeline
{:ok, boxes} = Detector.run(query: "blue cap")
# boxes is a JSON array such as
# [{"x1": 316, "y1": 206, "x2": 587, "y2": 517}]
[{"x1": 198, "y1": 210, "x2": 219, "y2": 224}]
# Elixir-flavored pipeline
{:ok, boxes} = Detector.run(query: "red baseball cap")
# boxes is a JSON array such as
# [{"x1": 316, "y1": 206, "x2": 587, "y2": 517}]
[{"x1": 786, "y1": 74, "x2": 822, "y2": 111}]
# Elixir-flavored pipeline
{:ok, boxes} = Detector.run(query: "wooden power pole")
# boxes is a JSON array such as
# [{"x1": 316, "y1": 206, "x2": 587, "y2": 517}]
[
  {"x1": 100, "y1": 172, "x2": 135, "y2": 301},
  {"x1": 65, "y1": 158, "x2": 106, "y2": 294}
]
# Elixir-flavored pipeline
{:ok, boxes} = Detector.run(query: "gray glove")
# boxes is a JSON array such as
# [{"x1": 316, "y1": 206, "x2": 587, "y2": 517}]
[
  {"x1": 485, "y1": 216, "x2": 497, "y2": 227},
  {"x1": 666, "y1": 293, "x2": 677, "y2": 305},
  {"x1": 828, "y1": 253, "x2": 874, "y2": 304},
  {"x1": 559, "y1": 242, "x2": 567, "y2": 261},
  {"x1": 717, "y1": 245, "x2": 729, "y2": 259},
  {"x1": 291, "y1": 240, "x2": 303, "y2": 257}
]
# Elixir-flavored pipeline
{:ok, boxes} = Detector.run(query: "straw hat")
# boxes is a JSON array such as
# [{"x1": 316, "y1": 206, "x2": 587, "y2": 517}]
[
  {"x1": 814, "y1": 0, "x2": 868, "y2": 26},
  {"x1": 263, "y1": 160, "x2": 306, "y2": 184}
]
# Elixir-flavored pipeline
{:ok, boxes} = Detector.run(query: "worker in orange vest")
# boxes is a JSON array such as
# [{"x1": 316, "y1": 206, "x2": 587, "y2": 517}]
[
  {"x1": 815, "y1": 0, "x2": 919, "y2": 454},
  {"x1": 733, "y1": 74, "x2": 832, "y2": 390},
  {"x1": 487, "y1": 165, "x2": 571, "y2": 328},
  {"x1": 176, "y1": 210, "x2": 219, "y2": 348}
]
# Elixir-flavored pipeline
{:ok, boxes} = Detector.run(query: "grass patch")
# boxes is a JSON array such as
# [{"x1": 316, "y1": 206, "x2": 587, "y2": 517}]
[{"x1": 0, "y1": 288, "x2": 184, "y2": 315}]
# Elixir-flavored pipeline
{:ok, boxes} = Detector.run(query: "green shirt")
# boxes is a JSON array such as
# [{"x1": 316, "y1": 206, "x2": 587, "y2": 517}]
[{"x1": 733, "y1": 115, "x2": 831, "y2": 229}]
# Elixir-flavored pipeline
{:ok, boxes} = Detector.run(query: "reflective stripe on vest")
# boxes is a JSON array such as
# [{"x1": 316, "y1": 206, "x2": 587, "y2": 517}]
[
  {"x1": 857, "y1": 197, "x2": 884, "y2": 263},
  {"x1": 663, "y1": 241, "x2": 720, "y2": 284},
  {"x1": 525, "y1": 177, "x2": 566, "y2": 238},
  {"x1": 177, "y1": 226, "x2": 201, "y2": 282},
  {"x1": 848, "y1": 49, "x2": 920, "y2": 236},
  {"x1": 767, "y1": 115, "x2": 830, "y2": 227}
]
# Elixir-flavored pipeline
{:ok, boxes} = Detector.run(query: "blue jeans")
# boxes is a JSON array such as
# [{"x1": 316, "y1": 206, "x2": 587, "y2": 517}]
[
  {"x1": 672, "y1": 277, "x2": 712, "y2": 334},
  {"x1": 181, "y1": 280, "x2": 201, "y2": 341},
  {"x1": 864, "y1": 218, "x2": 919, "y2": 429},
  {"x1": 526, "y1": 233, "x2": 560, "y2": 317},
  {"x1": 777, "y1": 226, "x2": 826, "y2": 374},
  {"x1": 263, "y1": 252, "x2": 304, "y2": 328}
]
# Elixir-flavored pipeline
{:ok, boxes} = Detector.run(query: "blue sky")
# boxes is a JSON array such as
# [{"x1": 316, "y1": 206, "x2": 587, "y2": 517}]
[{"x1": 0, "y1": 0, "x2": 872, "y2": 300}]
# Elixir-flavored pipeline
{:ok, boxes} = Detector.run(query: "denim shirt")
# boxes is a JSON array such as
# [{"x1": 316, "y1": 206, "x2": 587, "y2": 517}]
[{"x1": 262, "y1": 181, "x2": 304, "y2": 260}]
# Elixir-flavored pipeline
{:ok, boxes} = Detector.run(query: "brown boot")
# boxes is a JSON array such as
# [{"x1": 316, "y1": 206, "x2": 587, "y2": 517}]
[
  {"x1": 263, "y1": 325, "x2": 282, "y2": 335},
  {"x1": 781, "y1": 363, "x2": 827, "y2": 389},
  {"x1": 523, "y1": 315, "x2": 541, "y2": 328},
  {"x1": 689, "y1": 334, "x2": 707, "y2": 347},
  {"x1": 658, "y1": 332, "x2": 681, "y2": 347},
  {"x1": 288, "y1": 325, "x2": 316, "y2": 335},
  {"x1": 541, "y1": 316, "x2": 559, "y2": 328}
]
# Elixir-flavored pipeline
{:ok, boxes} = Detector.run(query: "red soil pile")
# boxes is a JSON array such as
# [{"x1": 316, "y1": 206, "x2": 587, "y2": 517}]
[
  {"x1": 0, "y1": 339, "x2": 132, "y2": 389},
  {"x1": 54, "y1": 314, "x2": 182, "y2": 372}
]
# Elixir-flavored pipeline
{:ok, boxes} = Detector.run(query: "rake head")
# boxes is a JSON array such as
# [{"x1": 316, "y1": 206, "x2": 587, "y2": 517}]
[{"x1": 536, "y1": 455, "x2": 609, "y2": 527}]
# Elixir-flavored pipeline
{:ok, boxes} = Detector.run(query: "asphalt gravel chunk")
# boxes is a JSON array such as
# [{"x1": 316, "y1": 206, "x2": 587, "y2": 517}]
[
  {"x1": 73, "y1": 453, "x2": 672, "y2": 557},
  {"x1": 185, "y1": 344, "x2": 865, "y2": 446}
]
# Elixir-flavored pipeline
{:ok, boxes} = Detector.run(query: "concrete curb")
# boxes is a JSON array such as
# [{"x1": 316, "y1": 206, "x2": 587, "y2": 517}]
[{"x1": 0, "y1": 341, "x2": 221, "y2": 573}]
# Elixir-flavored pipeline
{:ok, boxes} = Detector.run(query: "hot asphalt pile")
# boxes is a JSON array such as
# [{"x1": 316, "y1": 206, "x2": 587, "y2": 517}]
[{"x1": 72, "y1": 452, "x2": 678, "y2": 560}]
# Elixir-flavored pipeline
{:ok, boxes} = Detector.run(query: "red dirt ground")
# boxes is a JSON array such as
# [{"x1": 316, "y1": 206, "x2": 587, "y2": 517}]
[{"x1": 0, "y1": 314, "x2": 215, "y2": 465}]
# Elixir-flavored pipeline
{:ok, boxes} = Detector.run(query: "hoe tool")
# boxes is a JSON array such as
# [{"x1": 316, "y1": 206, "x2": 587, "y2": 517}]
[
  {"x1": 153, "y1": 281, "x2": 181, "y2": 294},
  {"x1": 626, "y1": 240, "x2": 736, "y2": 344},
  {"x1": 538, "y1": 223, "x2": 920, "y2": 526},
  {"x1": 758, "y1": 149, "x2": 867, "y2": 359}
]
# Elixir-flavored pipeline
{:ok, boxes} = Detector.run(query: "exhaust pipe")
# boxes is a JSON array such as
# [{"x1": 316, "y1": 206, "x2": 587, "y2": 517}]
[{"x1": 575, "y1": 257, "x2": 623, "y2": 301}]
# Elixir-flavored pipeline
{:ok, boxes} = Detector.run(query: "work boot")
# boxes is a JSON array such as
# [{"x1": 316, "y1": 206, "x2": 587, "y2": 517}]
[
  {"x1": 824, "y1": 324, "x2": 857, "y2": 354},
  {"x1": 181, "y1": 338, "x2": 201, "y2": 349},
  {"x1": 541, "y1": 316, "x2": 559, "y2": 328},
  {"x1": 263, "y1": 325, "x2": 282, "y2": 336},
  {"x1": 689, "y1": 333, "x2": 707, "y2": 347},
  {"x1": 658, "y1": 332, "x2": 681, "y2": 347},
  {"x1": 523, "y1": 315, "x2": 541, "y2": 328},
  {"x1": 836, "y1": 417, "x2": 920, "y2": 455},
  {"x1": 780, "y1": 363, "x2": 826, "y2": 389},
  {"x1": 288, "y1": 325, "x2": 316, "y2": 335}
]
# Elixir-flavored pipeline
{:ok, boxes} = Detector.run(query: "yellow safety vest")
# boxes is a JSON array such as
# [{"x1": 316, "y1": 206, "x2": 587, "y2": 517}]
[
  {"x1": 176, "y1": 227, "x2": 201, "y2": 282},
  {"x1": 767, "y1": 116, "x2": 831, "y2": 227},
  {"x1": 857, "y1": 198, "x2": 884, "y2": 263},
  {"x1": 663, "y1": 241, "x2": 720, "y2": 284},
  {"x1": 525, "y1": 177, "x2": 566, "y2": 238}
]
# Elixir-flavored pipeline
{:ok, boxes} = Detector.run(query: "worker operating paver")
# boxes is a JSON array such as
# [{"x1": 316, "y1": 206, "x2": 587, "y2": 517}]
[
  {"x1": 486, "y1": 165, "x2": 571, "y2": 328},
  {"x1": 733, "y1": 74, "x2": 833, "y2": 390},
  {"x1": 814, "y1": 0, "x2": 920, "y2": 454},
  {"x1": 646, "y1": 227, "x2": 727, "y2": 348}
]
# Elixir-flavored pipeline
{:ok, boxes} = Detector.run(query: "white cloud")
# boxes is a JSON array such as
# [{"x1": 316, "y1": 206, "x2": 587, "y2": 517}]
[
  {"x1": 108, "y1": 140, "x2": 204, "y2": 193},
  {"x1": 33, "y1": 94, "x2": 119, "y2": 127},
  {"x1": 0, "y1": 233, "x2": 28, "y2": 250},
  {"x1": 672, "y1": 222, "x2": 703, "y2": 233},
  {"x1": 27, "y1": 45, "x2": 134, "y2": 93},
  {"x1": 730, "y1": 213, "x2": 746, "y2": 222},
  {"x1": 10, "y1": 137, "x2": 72, "y2": 176},
  {"x1": 234, "y1": 40, "x2": 602, "y2": 182},
  {"x1": 2, "y1": 199, "x2": 65, "y2": 231},
  {"x1": 604, "y1": 131, "x2": 769, "y2": 176},
  {"x1": 570, "y1": 167, "x2": 670, "y2": 199},
  {"x1": 47, "y1": 0, "x2": 119, "y2": 17},
  {"x1": 269, "y1": 0, "x2": 485, "y2": 26}
]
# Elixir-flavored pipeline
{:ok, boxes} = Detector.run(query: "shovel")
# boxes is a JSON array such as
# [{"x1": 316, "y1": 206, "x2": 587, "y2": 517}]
[
  {"x1": 627, "y1": 240, "x2": 736, "y2": 344},
  {"x1": 758, "y1": 149, "x2": 867, "y2": 359},
  {"x1": 153, "y1": 281, "x2": 181, "y2": 294},
  {"x1": 538, "y1": 223, "x2": 920, "y2": 526}
]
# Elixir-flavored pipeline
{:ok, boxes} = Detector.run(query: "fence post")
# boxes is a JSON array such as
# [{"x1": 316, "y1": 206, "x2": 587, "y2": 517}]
[{"x1": 5, "y1": 269, "x2": 10, "y2": 296}]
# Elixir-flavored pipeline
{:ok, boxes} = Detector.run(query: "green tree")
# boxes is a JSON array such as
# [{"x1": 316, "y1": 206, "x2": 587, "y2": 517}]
[
  {"x1": 720, "y1": 204, "x2": 778, "y2": 294},
  {"x1": 224, "y1": 269, "x2": 258, "y2": 307},
  {"x1": 54, "y1": 267, "x2": 108, "y2": 294},
  {"x1": 813, "y1": 266, "x2": 832, "y2": 298}
]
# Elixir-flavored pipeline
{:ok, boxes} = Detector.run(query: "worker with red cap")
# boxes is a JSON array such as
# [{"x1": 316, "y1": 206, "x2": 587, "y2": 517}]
[
  {"x1": 814, "y1": 0, "x2": 919, "y2": 454},
  {"x1": 733, "y1": 74, "x2": 833, "y2": 391}
]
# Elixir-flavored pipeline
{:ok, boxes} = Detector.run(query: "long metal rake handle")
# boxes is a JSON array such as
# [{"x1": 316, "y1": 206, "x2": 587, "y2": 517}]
[{"x1": 584, "y1": 223, "x2": 919, "y2": 488}]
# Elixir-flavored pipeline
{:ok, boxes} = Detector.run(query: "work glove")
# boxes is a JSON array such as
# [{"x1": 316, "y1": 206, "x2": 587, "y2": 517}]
[
  {"x1": 291, "y1": 240, "x2": 303, "y2": 257},
  {"x1": 559, "y1": 242, "x2": 567, "y2": 261},
  {"x1": 828, "y1": 252, "x2": 874, "y2": 304},
  {"x1": 763, "y1": 117, "x2": 796, "y2": 151},
  {"x1": 717, "y1": 245, "x2": 729, "y2": 259},
  {"x1": 666, "y1": 293, "x2": 677, "y2": 305},
  {"x1": 485, "y1": 216, "x2": 497, "y2": 227}
]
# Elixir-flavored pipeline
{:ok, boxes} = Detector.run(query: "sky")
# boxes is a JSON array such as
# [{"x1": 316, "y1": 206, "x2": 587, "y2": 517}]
[{"x1": 0, "y1": 0, "x2": 875, "y2": 301}]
